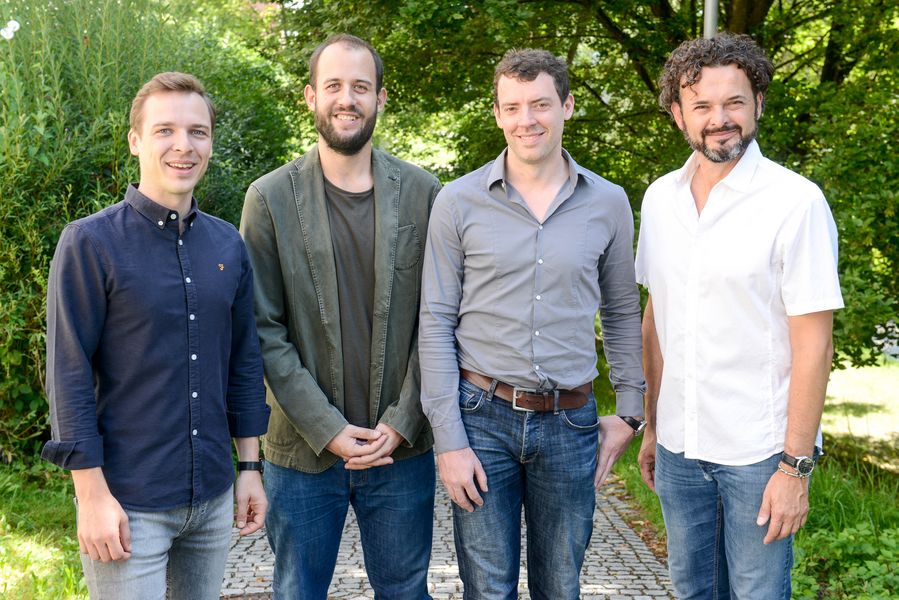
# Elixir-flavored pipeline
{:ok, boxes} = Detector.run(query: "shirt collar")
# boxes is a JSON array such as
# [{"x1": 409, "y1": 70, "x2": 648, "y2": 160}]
[
  {"x1": 674, "y1": 140, "x2": 762, "y2": 192},
  {"x1": 125, "y1": 184, "x2": 199, "y2": 229},
  {"x1": 486, "y1": 147, "x2": 593, "y2": 193}
]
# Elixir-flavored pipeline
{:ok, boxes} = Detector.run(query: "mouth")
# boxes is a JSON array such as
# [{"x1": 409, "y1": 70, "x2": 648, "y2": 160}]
[
  {"x1": 703, "y1": 126, "x2": 740, "y2": 142},
  {"x1": 516, "y1": 131, "x2": 545, "y2": 143},
  {"x1": 166, "y1": 161, "x2": 196, "y2": 172}
]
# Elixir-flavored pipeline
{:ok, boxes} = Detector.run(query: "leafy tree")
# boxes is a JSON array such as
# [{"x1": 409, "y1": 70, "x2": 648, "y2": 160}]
[{"x1": 276, "y1": 0, "x2": 898, "y2": 366}]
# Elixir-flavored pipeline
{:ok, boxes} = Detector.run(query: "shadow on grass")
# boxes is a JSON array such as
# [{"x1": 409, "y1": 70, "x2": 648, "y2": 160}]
[
  {"x1": 822, "y1": 399, "x2": 886, "y2": 417},
  {"x1": 822, "y1": 431, "x2": 899, "y2": 476}
]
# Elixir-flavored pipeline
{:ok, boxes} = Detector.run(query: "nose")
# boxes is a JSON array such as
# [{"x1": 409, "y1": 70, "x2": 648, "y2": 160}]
[
  {"x1": 518, "y1": 106, "x2": 537, "y2": 127},
  {"x1": 709, "y1": 105, "x2": 729, "y2": 128},
  {"x1": 337, "y1": 85, "x2": 355, "y2": 108},
  {"x1": 171, "y1": 129, "x2": 192, "y2": 152}
]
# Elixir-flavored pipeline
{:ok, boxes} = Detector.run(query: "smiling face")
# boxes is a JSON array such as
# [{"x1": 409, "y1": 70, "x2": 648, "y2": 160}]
[
  {"x1": 494, "y1": 72, "x2": 573, "y2": 169},
  {"x1": 304, "y1": 42, "x2": 386, "y2": 156},
  {"x1": 671, "y1": 64, "x2": 762, "y2": 164},
  {"x1": 127, "y1": 91, "x2": 212, "y2": 209}
]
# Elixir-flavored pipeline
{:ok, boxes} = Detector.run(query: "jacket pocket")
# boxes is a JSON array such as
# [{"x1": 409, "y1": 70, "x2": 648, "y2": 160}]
[{"x1": 395, "y1": 224, "x2": 421, "y2": 270}]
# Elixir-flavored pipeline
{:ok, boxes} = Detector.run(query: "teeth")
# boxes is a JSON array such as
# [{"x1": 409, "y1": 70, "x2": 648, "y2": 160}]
[
  {"x1": 169, "y1": 163, "x2": 193, "y2": 168},
  {"x1": 336, "y1": 114, "x2": 358, "y2": 121}
]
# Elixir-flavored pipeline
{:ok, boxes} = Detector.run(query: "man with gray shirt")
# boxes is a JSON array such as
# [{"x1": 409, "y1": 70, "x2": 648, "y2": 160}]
[
  {"x1": 419, "y1": 49, "x2": 646, "y2": 599},
  {"x1": 240, "y1": 35, "x2": 440, "y2": 599}
]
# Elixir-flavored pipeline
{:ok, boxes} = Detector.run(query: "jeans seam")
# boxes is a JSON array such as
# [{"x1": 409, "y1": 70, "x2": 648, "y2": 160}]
[{"x1": 713, "y1": 495, "x2": 723, "y2": 598}]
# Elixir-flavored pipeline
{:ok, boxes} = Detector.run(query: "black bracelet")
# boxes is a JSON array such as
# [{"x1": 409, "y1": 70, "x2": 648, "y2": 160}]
[{"x1": 237, "y1": 461, "x2": 264, "y2": 473}]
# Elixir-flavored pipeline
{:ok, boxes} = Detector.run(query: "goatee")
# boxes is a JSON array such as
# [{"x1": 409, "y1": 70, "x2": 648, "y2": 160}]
[{"x1": 683, "y1": 123, "x2": 757, "y2": 163}]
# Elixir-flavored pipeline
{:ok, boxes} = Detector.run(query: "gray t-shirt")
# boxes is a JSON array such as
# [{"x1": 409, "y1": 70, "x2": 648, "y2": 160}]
[{"x1": 324, "y1": 178, "x2": 375, "y2": 428}]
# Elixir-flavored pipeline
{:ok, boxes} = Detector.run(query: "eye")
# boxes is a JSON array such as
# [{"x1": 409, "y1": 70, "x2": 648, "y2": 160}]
[
  {"x1": 190, "y1": 129, "x2": 209, "y2": 137},
  {"x1": 354, "y1": 84, "x2": 369, "y2": 93},
  {"x1": 325, "y1": 83, "x2": 340, "y2": 92},
  {"x1": 535, "y1": 102, "x2": 550, "y2": 110},
  {"x1": 156, "y1": 128, "x2": 172, "y2": 135}
]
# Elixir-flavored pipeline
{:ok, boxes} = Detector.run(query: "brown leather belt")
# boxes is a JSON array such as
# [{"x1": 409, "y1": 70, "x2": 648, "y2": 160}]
[{"x1": 460, "y1": 368, "x2": 591, "y2": 412}]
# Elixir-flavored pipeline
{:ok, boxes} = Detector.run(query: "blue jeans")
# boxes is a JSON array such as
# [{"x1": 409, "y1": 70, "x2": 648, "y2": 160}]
[
  {"x1": 264, "y1": 450, "x2": 435, "y2": 600},
  {"x1": 655, "y1": 444, "x2": 793, "y2": 599},
  {"x1": 79, "y1": 486, "x2": 233, "y2": 600},
  {"x1": 453, "y1": 378, "x2": 598, "y2": 600}
]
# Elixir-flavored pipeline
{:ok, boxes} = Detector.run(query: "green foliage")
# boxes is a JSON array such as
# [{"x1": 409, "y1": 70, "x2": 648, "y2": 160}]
[
  {"x1": 278, "y1": 0, "x2": 899, "y2": 367},
  {"x1": 793, "y1": 525, "x2": 899, "y2": 599},
  {"x1": 0, "y1": 0, "x2": 297, "y2": 462}
]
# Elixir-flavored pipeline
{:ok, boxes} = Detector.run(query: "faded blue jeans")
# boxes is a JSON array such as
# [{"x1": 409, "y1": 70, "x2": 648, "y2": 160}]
[
  {"x1": 264, "y1": 450, "x2": 435, "y2": 600},
  {"x1": 79, "y1": 486, "x2": 233, "y2": 600},
  {"x1": 655, "y1": 444, "x2": 794, "y2": 599},
  {"x1": 452, "y1": 378, "x2": 599, "y2": 600}
]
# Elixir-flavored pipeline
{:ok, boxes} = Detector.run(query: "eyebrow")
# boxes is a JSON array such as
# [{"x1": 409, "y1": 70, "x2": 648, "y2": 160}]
[
  {"x1": 150, "y1": 121, "x2": 211, "y2": 131},
  {"x1": 323, "y1": 77, "x2": 373, "y2": 86}
]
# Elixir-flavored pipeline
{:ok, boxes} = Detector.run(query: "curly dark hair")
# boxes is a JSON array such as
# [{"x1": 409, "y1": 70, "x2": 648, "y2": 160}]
[
  {"x1": 658, "y1": 33, "x2": 773, "y2": 116},
  {"x1": 493, "y1": 48, "x2": 569, "y2": 106}
]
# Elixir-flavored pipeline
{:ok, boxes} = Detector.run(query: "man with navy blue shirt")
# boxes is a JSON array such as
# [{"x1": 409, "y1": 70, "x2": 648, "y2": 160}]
[{"x1": 42, "y1": 72, "x2": 270, "y2": 600}]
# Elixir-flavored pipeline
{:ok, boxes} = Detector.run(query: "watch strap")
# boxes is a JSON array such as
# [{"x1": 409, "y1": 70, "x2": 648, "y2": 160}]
[
  {"x1": 237, "y1": 461, "x2": 264, "y2": 473},
  {"x1": 619, "y1": 416, "x2": 646, "y2": 435}
]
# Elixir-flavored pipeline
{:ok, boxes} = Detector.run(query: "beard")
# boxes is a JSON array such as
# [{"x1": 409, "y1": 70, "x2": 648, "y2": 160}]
[
  {"x1": 682, "y1": 121, "x2": 757, "y2": 163},
  {"x1": 314, "y1": 104, "x2": 377, "y2": 156}
]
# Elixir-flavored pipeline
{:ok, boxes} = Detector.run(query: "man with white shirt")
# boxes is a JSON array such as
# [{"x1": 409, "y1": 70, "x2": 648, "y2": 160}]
[{"x1": 635, "y1": 33, "x2": 843, "y2": 599}]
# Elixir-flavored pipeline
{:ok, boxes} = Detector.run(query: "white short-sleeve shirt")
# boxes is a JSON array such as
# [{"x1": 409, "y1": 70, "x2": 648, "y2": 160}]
[{"x1": 635, "y1": 141, "x2": 844, "y2": 465}]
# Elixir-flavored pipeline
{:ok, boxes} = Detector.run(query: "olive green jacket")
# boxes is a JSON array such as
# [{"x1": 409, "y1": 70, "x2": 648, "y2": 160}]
[{"x1": 240, "y1": 146, "x2": 440, "y2": 472}]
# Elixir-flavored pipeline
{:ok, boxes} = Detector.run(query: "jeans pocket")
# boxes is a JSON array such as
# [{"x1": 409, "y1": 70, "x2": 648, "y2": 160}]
[
  {"x1": 560, "y1": 397, "x2": 599, "y2": 431},
  {"x1": 458, "y1": 380, "x2": 485, "y2": 413}
]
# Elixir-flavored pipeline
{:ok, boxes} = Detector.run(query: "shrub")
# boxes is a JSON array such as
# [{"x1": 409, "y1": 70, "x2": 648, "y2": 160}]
[{"x1": 0, "y1": 0, "x2": 297, "y2": 462}]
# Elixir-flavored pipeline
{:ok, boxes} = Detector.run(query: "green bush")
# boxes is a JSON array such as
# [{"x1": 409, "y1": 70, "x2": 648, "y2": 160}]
[{"x1": 0, "y1": 0, "x2": 297, "y2": 462}]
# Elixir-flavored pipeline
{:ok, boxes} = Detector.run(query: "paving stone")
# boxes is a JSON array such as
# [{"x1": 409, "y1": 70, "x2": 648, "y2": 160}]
[{"x1": 220, "y1": 470, "x2": 674, "y2": 599}]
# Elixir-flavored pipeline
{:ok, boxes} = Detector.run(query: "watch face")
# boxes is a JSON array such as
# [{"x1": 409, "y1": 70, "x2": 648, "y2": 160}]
[{"x1": 796, "y1": 457, "x2": 815, "y2": 475}]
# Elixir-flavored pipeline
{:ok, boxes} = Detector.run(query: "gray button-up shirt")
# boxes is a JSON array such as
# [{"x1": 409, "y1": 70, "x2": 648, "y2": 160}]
[{"x1": 420, "y1": 149, "x2": 646, "y2": 453}]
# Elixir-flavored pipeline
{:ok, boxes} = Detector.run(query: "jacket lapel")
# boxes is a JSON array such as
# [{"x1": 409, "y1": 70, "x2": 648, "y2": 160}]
[
  {"x1": 290, "y1": 146, "x2": 343, "y2": 389},
  {"x1": 369, "y1": 150, "x2": 400, "y2": 412}
]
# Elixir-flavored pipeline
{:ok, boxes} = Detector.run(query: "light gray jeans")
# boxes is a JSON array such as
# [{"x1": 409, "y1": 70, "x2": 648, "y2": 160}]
[{"x1": 79, "y1": 486, "x2": 232, "y2": 600}]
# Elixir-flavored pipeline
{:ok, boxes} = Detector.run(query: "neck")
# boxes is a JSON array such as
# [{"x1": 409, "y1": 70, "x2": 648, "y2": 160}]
[
  {"x1": 692, "y1": 152, "x2": 740, "y2": 189},
  {"x1": 503, "y1": 147, "x2": 567, "y2": 190},
  {"x1": 318, "y1": 139, "x2": 374, "y2": 192}
]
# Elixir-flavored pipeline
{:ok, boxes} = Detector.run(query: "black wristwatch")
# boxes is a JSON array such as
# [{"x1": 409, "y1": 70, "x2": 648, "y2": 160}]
[
  {"x1": 237, "y1": 461, "x2": 264, "y2": 474},
  {"x1": 780, "y1": 452, "x2": 815, "y2": 477},
  {"x1": 619, "y1": 416, "x2": 647, "y2": 436}
]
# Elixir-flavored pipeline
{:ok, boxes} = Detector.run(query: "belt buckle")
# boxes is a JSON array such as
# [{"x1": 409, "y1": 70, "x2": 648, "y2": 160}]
[{"x1": 511, "y1": 387, "x2": 537, "y2": 412}]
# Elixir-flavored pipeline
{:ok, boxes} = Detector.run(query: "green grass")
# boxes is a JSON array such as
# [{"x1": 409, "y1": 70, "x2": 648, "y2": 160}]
[
  {"x1": 0, "y1": 464, "x2": 87, "y2": 599},
  {"x1": 606, "y1": 359, "x2": 899, "y2": 599}
]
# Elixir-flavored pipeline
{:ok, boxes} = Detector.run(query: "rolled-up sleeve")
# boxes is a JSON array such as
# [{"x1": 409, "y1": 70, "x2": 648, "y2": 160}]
[
  {"x1": 225, "y1": 243, "x2": 270, "y2": 437},
  {"x1": 41, "y1": 225, "x2": 107, "y2": 470}
]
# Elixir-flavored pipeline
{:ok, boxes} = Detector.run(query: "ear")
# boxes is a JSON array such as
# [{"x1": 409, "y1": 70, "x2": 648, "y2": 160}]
[
  {"x1": 671, "y1": 102, "x2": 685, "y2": 130},
  {"x1": 493, "y1": 103, "x2": 503, "y2": 129},
  {"x1": 377, "y1": 87, "x2": 387, "y2": 112},
  {"x1": 303, "y1": 84, "x2": 316, "y2": 111},
  {"x1": 563, "y1": 94, "x2": 574, "y2": 120},
  {"x1": 127, "y1": 128, "x2": 140, "y2": 157},
  {"x1": 755, "y1": 93, "x2": 764, "y2": 119}
]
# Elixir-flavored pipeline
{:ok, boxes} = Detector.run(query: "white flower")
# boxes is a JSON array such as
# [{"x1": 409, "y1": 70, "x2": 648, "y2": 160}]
[
  {"x1": 7, "y1": 20, "x2": 19, "y2": 32},
  {"x1": 1, "y1": 27, "x2": 12, "y2": 40}
]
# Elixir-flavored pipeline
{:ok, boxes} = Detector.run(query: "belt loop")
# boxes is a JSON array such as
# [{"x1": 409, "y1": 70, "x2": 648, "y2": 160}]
[
  {"x1": 487, "y1": 379, "x2": 498, "y2": 401},
  {"x1": 553, "y1": 389, "x2": 560, "y2": 414}
]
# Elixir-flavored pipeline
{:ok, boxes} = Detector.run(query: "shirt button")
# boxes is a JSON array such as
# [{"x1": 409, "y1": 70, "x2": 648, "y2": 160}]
[
  {"x1": 534, "y1": 330, "x2": 540, "y2": 336},
  {"x1": 189, "y1": 314, "x2": 195, "y2": 320},
  {"x1": 191, "y1": 354, "x2": 197, "y2": 360},
  {"x1": 535, "y1": 294, "x2": 541, "y2": 300},
  {"x1": 537, "y1": 258, "x2": 544, "y2": 265},
  {"x1": 192, "y1": 392, "x2": 198, "y2": 398},
  {"x1": 169, "y1": 213, "x2": 177, "y2": 220},
  {"x1": 157, "y1": 220, "x2": 164, "y2": 227},
  {"x1": 185, "y1": 277, "x2": 191, "y2": 283},
  {"x1": 534, "y1": 365, "x2": 540, "y2": 370},
  {"x1": 192, "y1": 429, "x2": 198, "y2": 436},
  {"x1": 178, "y1": 239, "x2": 183, "y2": 246},
  {"x1": 538, "y1": 225, "x2": 543, "y2": 230}
]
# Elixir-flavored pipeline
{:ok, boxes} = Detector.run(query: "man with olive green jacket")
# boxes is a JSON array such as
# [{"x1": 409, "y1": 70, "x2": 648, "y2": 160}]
[{"x1": 239, "y1": 34, "x2": 440, "y2": 600}]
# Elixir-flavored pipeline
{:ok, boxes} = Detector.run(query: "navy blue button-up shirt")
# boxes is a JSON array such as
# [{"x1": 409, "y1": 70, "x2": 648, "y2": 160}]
[{"x1": 42, "y1": 185, "x2": 269, "y2": 511}]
